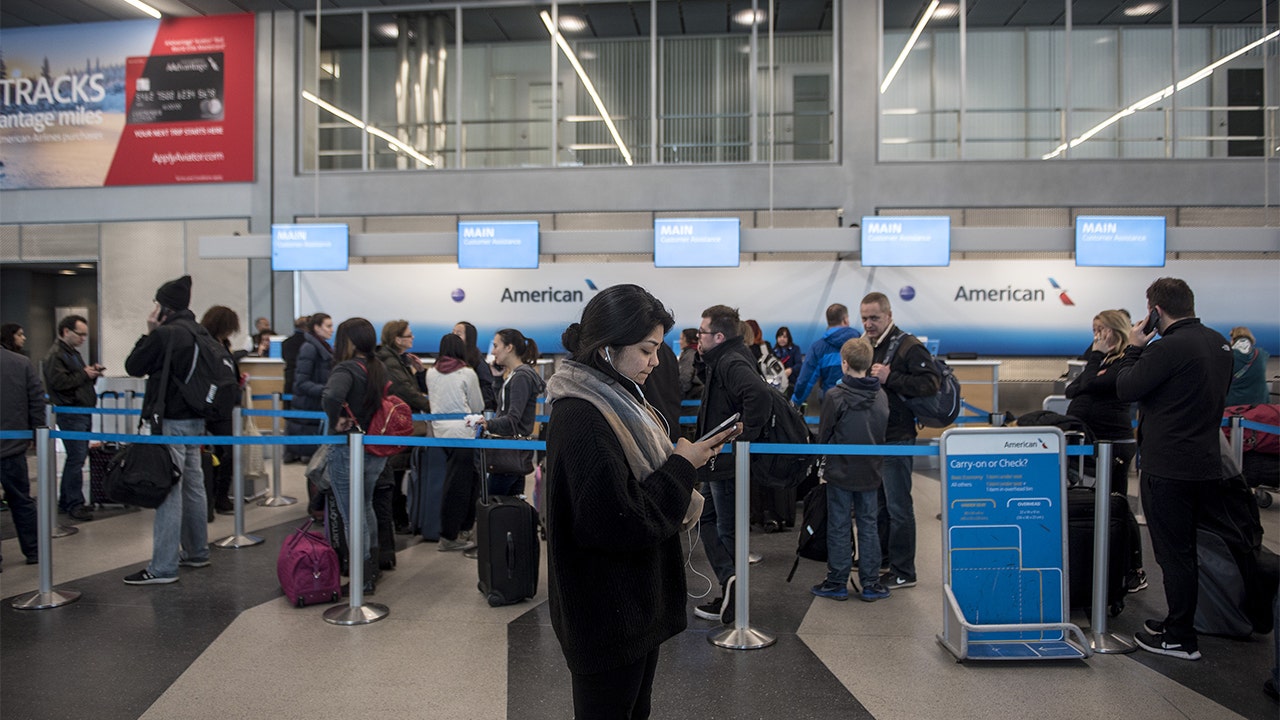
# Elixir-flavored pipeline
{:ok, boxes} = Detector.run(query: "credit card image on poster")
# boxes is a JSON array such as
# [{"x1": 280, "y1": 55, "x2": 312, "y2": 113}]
[{"x1": 127, "y1": 52, "x2": 225, "y2": 125}]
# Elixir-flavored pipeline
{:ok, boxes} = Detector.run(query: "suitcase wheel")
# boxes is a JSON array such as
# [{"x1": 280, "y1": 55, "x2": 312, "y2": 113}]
[
  {"x1": 1108, "y1": 600, "x2": 1124, "y2": 618},
  {"x1": 296, "y1": 597, "x2": 306, "y2": 608},
  {"x1": 1256, "y1": 489, "x2": 1273, "y2": 509},
  {"x1": 487, "y1": 592, "x2": 505, "y2": 607}
]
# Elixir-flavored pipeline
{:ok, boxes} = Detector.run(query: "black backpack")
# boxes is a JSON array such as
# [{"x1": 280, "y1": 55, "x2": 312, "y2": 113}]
[
  {"x1": 171, "y1": 319, "x2": 239, "y2": 422},
  {"x1": 751, "y1": 385, "x2": 816, "y2": 489},
  {"x1": 883, "y1": 333, "x2": 961, "y2": 428},
  {"x1": 786, "y1": 482, "x2": 829, "y2": 582}
]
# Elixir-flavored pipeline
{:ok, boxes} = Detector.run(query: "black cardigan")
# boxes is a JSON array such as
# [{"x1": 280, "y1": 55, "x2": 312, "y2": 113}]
[{"x1": 544, "y1": 396, "x2": 696, "y2": 674}]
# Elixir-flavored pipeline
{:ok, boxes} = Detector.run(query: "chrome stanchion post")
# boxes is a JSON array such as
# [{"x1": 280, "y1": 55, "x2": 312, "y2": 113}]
[
  {"x1": 325, "y1": 433, "x2": 389, "y2": 625},
  {"x1": 213, "y1": 408, "x2": 263, "y2": 549},
  {"x1": 1087, "y1": 441, "x2": 1135, "y2": 654},
  {"x1": 12, "y1": 427, "x2": 81, "y2": 610},
  {"x1": 260, "y1": 393, "x2": 296, "y2": 507},
  {"x1": 47, "y1": 409, "x2": 78, "y2": 539},
  {"x1": 709, "y1": 441, "x2": 775, "y2": 650}
]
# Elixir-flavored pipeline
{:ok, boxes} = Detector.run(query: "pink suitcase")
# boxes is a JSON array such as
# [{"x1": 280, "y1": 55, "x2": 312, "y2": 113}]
[{"x1": 277, "y1": 518, "x2": 341, "y2": 607}]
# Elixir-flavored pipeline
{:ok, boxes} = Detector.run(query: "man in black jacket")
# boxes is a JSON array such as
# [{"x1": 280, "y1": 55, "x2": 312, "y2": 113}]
[
  {"x1": 862, "y1": 292, "x2": 939, "y2": 590},
  {"x1": 1, "y1": 346, "x2": 46, "y2": 567},
  {"x1": 1116, "y1": 277, "x2": 1232, "y2": 661},
  {"x1": 121, "y1": 275, "x2": 211, "y2": 585},
  {"x1": 280, "y1": 315, "x2": 309, "y2": 461},
  {"x1": 691, "y1": 305, "x2": 772, "y2": 624},
  {"x1": 42, "y1": 314, "x2": 103, "y2": 520}
]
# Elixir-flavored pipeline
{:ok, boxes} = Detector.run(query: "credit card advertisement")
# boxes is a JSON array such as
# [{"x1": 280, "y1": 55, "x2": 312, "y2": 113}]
[{"x1": 0, "y1": 14, "x2": 254, "y2": 189}]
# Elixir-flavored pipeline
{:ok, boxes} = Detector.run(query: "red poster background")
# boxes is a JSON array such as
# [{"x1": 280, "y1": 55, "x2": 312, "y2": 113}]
[{"x1": 105, "y1": 14, "x2": 254, "y2": 185}]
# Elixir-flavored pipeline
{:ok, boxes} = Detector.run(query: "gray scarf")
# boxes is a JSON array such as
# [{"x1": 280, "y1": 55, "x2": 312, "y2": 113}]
[{"x1": 545, "y1": 360, "x2": 672, "y2": 481}]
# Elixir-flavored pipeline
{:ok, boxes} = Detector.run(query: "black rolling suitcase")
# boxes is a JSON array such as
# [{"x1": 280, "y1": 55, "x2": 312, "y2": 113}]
[
  {"x1": 88, "y1": 443, "x2": 121, "y2": 506},
  {"x1": 1066, "y1": 487, "x2": 1130, "y2": 616},
  {"x1": 476, "y1": 441, "x2": 539, "y2": 607},
  {"x1": 407, "y1": 446, "x2": 448, "y2": 541}
]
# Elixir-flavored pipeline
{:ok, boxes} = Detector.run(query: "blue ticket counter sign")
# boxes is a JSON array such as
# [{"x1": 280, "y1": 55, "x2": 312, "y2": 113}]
[{"x1": 938, "y1": 427, "x2": 1090, "y2": 661}]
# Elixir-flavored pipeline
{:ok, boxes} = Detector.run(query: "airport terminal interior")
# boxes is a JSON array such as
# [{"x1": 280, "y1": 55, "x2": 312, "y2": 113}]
[{"x1": 2, "y1": 0, "x2": 1279, "y2": 718}]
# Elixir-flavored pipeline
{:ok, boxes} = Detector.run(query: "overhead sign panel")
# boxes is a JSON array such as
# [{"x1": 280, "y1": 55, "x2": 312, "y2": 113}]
[
  {"x1": 458, "y1": 221, "x2": 539, "y2": 269},
  {"x1": 271, "y1": 223, "x2": 349, "y2": 272},
  {"x1": 860, "y1": 216, "x2": 951, "y2": 267},
  {"x1": 1075, "y1": 215, "x2": 1166, "y2": 267},
  {"x1": 653, "y1": 218, "x2": 741, "y2": 268}
]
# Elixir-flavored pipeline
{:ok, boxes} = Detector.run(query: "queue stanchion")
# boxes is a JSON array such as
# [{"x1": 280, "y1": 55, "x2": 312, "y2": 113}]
[
  {"x1": 213, "y1": 407, "x2": 263, "y2": 549},
  {"x1": 709, "y1": 441, "x2": 775, "y2": 650},
  {"x1": 1087, "y1": 441, "x2": 1135, "y2": 654},
  {"x1": 325, "y1": 432, "x2": 389, "y2": 625},
  {"x1": 259, "y1": 393, "x2": 296, "y2": 507},
  {"x1": 1229, "y1": 416, "x2": 1245, "y2": 468},
  {"x1": 45, "y1": 408, "x2": 78, "y2": 539},
  {"x1": 12, "y1": 427, "x2": 82, "y2": 610}
]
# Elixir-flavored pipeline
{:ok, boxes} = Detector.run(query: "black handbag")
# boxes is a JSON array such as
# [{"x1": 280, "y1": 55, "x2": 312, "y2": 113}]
[
  {"x1": 484, "y1": 433, "x2": 534, "y2": 476},
  {"x1": 104, "y1": 443, "x2": 181, "y2": 508}
]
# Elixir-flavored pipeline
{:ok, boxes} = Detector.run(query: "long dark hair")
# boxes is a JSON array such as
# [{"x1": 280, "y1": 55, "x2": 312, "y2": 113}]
[
  {"x1": 456, "y1": 321, "x2": 483, "y2": 368},
  {"x1": 0, "y1": 323, "x2": 23, "y2": 353},
  {"x1": 438, "y1": 333, "x2": 467, "y2": 361},
  {"x1": 495, "y1": 328, "x2": 540, "y2": 366},
  {"x1": 333, "y1": 317, "x2": 386, "y2": 420},
  {"x1": 561, "y1": 284, "x2": 674, "y2": 374}
]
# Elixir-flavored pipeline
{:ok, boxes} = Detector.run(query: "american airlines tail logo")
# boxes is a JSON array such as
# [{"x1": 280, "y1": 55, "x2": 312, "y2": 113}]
[{"x1": 1048, "y1": 278, "x2": 1074, "y2": 306}]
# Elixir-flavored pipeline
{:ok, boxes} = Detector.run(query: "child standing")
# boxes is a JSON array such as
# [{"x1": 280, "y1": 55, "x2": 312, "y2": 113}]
[{"x1": 811, "y1": 337, "x2": 891, "y2": 602}]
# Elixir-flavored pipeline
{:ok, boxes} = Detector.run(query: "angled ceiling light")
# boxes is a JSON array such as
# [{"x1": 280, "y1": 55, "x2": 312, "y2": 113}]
[
  {"x1": 301, "y1": 90, "x2": 435, "y2": 166},
  {"x1": 932, "y1": 3, "x2": 959, "y2": 20},
  {"x1": 1123, "y1": 3, "x2": 1163, "y2": 17},
  {"x1": 540, "y1": 10, "x2": 633, "y2": 166},
  {"x1": 120, "y1": 0, "x2": 161, "y2": 19},
  {"x1": 1043, "y1": 30, "x2": 1279, "y2": 159},
  {"x1": 881, "y1": 0, "x2": 941, "y2": 94},
  {"x1": 733, "y1": 9, "x2": 768, "y2": 26},
  {"x1": 557, "y1": 15, "x2": 587, "y2": 33},
  {"x1": 376, "y1": 23, "x2": 399, "y2": 39}
]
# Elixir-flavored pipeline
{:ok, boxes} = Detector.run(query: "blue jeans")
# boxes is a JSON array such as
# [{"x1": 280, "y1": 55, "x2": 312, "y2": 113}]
[
  {"x1": 697, "y1": 481, "x2": 734, "y2": 586},
  {"x1": 57, "y1": 412, "x2": 91, "y2": 511},
  {"x1": 879, "y1": 443, "x2": 916, "y2": 581},
  {"x1": 149, "y1": 418, "x2": 209, "y2": 578},
  {"x1": 707, "y1": 477, "x2": 737, "y2": 586},
  {"x1": 329, "y1": 442, "x2": 388, "y2": 561},
  {"x1": 1, "y1": 454, "x2": 38, "y2": 561},
  {"x1": 826, "y1": 484, "x2": 881, "y2": 588}
]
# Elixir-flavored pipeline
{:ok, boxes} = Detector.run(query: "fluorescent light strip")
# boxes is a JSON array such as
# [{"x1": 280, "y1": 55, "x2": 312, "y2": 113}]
[
  {"x1": 540, "y1": 10, "x2": 633, "y2": 166},
  {"x1": 881, "y1": 0, "x2": 940, "y2": 94},
  {"x1": 121, "y1": 0, "x2": 161, "y2": 19},
  {"x1": 1043, "y1": 30, "x2": 1279, "y2": 159},
  {"x1": 301, "y1": 90, "x2": 435, "y2": 167}
]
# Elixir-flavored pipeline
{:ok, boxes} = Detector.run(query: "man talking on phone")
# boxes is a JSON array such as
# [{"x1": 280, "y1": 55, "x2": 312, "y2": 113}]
[
  {"x1": 43, "y1": 314, "x2": 103, "y2": 521},
  {"x1": 1115, "y1": 277, "x2": 1232, "y2": 661},
  {"x1": 691, "y1": 304, "x2": 771, "y2": 625}
]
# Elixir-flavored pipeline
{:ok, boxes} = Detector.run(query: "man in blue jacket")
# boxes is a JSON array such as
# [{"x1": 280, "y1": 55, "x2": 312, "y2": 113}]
[
  {"x1": 1116, "y1": 277, "x2": 1232, "y2": 661},
  {"x1": 790, "y1": 304, "x2": 859, "y2": 407}
]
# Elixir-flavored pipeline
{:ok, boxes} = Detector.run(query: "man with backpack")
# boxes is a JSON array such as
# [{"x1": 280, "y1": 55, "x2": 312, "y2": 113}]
[
  {"x1": 790, "y1": 303, "x2": 860, "y2": 408},
  {"x1": 691, "y1": 305, "x2": 773, "y2": 625},
  {"x1": 861, "y1": 292, "x2": 939, "y2": 591},
  {"x1": 121, "y1": 275, "x2": 211, "y2": 584}
]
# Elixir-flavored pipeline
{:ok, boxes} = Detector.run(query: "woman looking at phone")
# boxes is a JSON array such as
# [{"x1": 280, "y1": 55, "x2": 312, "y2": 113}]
[{"x1": 544, "y1": 284, "x2": 739, "y2": 720}]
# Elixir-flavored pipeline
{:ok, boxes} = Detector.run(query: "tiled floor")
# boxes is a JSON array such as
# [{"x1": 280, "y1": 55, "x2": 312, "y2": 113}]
[{"x1": 2, "y1": 460, "x2": 1277, "y2": 720}]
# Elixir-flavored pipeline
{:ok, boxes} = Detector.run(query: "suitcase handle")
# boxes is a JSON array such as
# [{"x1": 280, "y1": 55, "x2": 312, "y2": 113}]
[{"x1": 506, "y1": 532, "x2": 515, "y2": 580}]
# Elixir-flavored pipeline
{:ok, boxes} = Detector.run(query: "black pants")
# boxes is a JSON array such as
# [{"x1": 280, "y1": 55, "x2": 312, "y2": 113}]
[
  {"x1": 570, "y1": 647, "x2": 660, "y2": 720},
  {"x1": 206, "y1": 418, "x2": 233, "y2": 509},
  {"x1": 1141, "y1": 472, "x2": 1222, "y2": 644},
  {"x1": 372, "y1": 465, "x2": 396, "y2": 569},
  {"x1": 440, "y1": 448, "x2": 479, "y2": 541}
]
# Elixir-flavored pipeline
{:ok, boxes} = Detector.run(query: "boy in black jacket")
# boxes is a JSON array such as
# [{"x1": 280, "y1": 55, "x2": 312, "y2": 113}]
[{"x1": 812, "y1": 337, "x2": 891, "y2": 602}]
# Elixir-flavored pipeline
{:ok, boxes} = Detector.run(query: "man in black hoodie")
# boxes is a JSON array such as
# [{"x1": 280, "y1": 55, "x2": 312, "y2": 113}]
[
  {"x1": 691, "y1": 305, "x2": 772, "y2": 624},
  {"x1": 1116, "y1": 277, "x2": 1232, "y2": 661},
  {"x1": 121, "y1": 275, "x2": 211, "y2": 585}
]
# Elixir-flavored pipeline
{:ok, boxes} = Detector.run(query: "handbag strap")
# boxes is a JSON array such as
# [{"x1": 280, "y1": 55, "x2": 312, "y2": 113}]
[{"x1": 146, "y1": 325, "x2": 175, "y2": 432}]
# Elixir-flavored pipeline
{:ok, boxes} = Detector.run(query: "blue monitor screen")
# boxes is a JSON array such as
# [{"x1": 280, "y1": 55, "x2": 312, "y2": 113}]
[
  {"x1": 271, "y1": 224, "x2": 349, "y2": 271},
  {"x1": 653, "y1": 218, "x2": 740, "y2": 268},
  {"x1": 458, "y1": 221, "x2": 539, "y2": 269},
  {"x1": 1075, "y1": 216, "x2": 1167, "y2": 267},
  {"x1": 860, "y1": 216, "x2": 951, "y2": 267}
]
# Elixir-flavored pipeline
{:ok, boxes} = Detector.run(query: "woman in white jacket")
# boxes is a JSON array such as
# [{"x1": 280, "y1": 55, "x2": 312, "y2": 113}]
[{"x1": 426, "y1": 333, "x2": 485, "y2": 551}]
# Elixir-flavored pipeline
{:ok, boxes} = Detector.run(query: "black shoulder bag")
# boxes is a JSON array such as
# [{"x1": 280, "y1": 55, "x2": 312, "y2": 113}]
[{"x1": 105, "y1": 329, "x2": 183, "y2": 508}]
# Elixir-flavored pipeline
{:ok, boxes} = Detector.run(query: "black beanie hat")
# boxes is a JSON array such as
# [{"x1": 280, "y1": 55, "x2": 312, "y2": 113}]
[{"x1": 155, "y1": 275, "x2": 192, "y2": 311}]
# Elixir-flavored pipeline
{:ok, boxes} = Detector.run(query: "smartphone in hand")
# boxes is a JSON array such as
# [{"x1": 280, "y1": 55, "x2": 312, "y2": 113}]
[
  {"x1": 697, "y1": 412, "x2": 740, "y2": 443},
  {"x1": 1144, "y1": 307, "x2": 1161, "y2": 334}
]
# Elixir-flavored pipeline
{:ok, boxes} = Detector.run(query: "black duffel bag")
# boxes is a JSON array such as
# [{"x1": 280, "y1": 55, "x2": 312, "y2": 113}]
[{"x1": 104, "y1": 443, "x2": 180, "y2": 508}]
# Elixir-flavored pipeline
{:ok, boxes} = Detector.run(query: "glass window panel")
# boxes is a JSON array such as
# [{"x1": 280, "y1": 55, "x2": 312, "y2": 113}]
[
  {"x1": 1117, "y1": 26, "x2": 1174, "y2": 159},
  {"x1": 364, "y1": 11, "x2": 456, "y2": 170},
  {"x1": 300, "y1": 13, "x2": 366, "y2": 171},
  {"x1": 1173, "y1": 26, "x2": 1211, "y2": 158},
  {"x1": 1027, "y1": 27, "x2": 1066, "y2": 160},
  {"x1": 881, "y1": 1, "x2": 960, "y2": 160},
  {"x1": 460, "y1": 5, "x2": 553, "y2": 168},
  {"x1": 1068, "y1": 28, "x2": 1119, "y2": 159},
  {"x1": 758, "y1": 32, "x2": 835, "y2": 162}
]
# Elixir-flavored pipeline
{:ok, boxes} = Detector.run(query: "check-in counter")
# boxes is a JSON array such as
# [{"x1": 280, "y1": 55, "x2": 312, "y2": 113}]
[
  {"x1": 239, "y1": 357, "x2": 284, "y2": 432},
  {"x1": 917, "y1": 359, "x2": 1001, "y2": 440}
]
